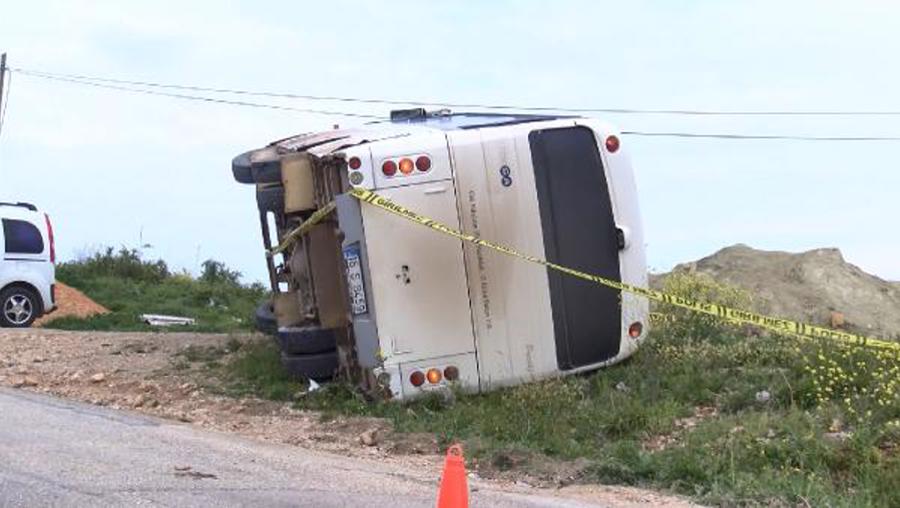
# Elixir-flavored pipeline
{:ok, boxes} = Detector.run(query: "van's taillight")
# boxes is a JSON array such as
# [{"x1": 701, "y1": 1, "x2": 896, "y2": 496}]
[
  {"x1": 628, "y1": 321, "x2": 643, "y2": 338},
  {"x1": 44, "y1": 213, "x2": 56, "y2": 264},
  {"x1": 605, "y1": 135, "x2": 620, "y2": 153},
  {"x1": 410, "y1": 370, "x2": 425, "y2": 387},
  {"x1": 443, "y1": 366, "x2": 459, "y2": 381},
  {"x1": 382, "y1": 160, "x2": 397, "y2": 176},
  {"x1": 415, "y1": 156, "x2": 431, "y2": 172},
  {"x1": 348, "y1": 156, "x2": 362, "y2": 170}
]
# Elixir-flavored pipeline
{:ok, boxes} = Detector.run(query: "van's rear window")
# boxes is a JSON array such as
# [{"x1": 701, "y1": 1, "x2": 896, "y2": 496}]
[{"x1": 3, "y1": 219, "x2": 44, "y2": 255}]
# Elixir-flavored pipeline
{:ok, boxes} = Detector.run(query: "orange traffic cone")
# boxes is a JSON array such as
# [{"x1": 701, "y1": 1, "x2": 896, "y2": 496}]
[{"x1": 436, "y1": 444, "x2": 469, "y2": 508}]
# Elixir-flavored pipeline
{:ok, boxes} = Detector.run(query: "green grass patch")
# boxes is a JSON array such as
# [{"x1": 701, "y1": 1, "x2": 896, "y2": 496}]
[
  {"x1": 215, "y1": 339, "x2": 303, "y2": 401},
  {"x1": 49, "y1": 247, "x2": 266, "y2": 333},
  {"x1": 297, "y1": 334, "x2": 900, "y2": 506},
  {"x1": 291, "y1": 274, "x2": 900, "y2": 506}
]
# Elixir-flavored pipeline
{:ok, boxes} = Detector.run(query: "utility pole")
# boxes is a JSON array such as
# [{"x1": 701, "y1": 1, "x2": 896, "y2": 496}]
[
  {"x1": 0, "y1": 53, "x2": 7, "y2": 119},
  {"x1": 0, "y1": 53, "x2": 6, "y2": 111}
]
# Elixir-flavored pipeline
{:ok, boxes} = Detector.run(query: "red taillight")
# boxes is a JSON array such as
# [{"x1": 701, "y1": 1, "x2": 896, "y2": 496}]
[
  {"x1": 348, "y1": 156, "x2": 362, "y2": 170},
  {"x1": 443, "y1": 366, "x2": 459, "y2": 381},
  {"x1": 426, "y1": 368, "x2": 442, "y2": 384},
  {"x1": 605, "y1": 135, "x2": 620, "y2": 153},
  {"x1": 382, "y1": 160, "x2": 397, "y2": 176},
  {"x1": 415, "y1": 156, "x2": 431, "y2": 172},
  {"x1": 44, "y1": 213, "x2": 56, "y2": 264},
  {"x1": 410, "y1": 371, "x2": 425, "y2": 387},
  {"x1": 628, "y1": 321, "x2": 643, "y2": 338},
  {"x1": 398, "y1": 158, "x2": 415, "y2": 175}
]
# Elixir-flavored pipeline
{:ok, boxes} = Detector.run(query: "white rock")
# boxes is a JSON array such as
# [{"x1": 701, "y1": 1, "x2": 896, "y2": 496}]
[{"x1": 359, "y1": 429, "x2": 378, "y2": 447}]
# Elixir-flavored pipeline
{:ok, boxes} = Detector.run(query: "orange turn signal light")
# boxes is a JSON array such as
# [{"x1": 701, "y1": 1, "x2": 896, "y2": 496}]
[{"x1": 399, "y1": 158, "x2": 415, "y2": 175}]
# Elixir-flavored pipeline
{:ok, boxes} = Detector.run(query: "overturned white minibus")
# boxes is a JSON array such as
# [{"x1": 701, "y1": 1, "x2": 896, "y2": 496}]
[{"x1": 232, "y1": 109, "x2": 648, "y2": 399}]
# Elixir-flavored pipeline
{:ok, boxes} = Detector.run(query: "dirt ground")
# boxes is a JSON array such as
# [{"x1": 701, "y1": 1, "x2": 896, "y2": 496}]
[
  {"x1": 659, "y1": 244, "x2": 900, "y2": 340},
  {"x1": 0, "y1": 328, "x2": 698, "y2": 508},
  {"x1": 34, "y1": 282, "x2": 109, "y2": 326}
]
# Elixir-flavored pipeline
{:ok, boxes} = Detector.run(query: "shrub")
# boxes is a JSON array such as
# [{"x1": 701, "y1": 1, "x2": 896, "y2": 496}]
[
  {"x1": 57, "y1": 247, "x2": 169, "y2": 285},
  {"x1": 652, "y1": 271, "x2": 754, "y2": 342},
  {"x1": 200, "y1": 259, "x2": 242, "y2": 286},
  {"x1": 51, "y1": 247, "x2": 265, "y2": 333}
]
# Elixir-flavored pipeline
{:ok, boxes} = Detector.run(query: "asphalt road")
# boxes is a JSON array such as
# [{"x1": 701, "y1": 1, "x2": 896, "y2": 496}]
[{"x1": 0, "y1": 388, "x2": 601, "y2": 507}]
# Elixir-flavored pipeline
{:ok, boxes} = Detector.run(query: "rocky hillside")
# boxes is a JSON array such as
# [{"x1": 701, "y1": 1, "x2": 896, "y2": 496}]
[{"x1": 658, "y1": 244, "x2": 900, "y2": 340}]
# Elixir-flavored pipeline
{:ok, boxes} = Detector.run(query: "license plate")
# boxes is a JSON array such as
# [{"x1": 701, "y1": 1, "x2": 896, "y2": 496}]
[{"x1": 343, "y1": 245, "x2": 368, "y2": 315}]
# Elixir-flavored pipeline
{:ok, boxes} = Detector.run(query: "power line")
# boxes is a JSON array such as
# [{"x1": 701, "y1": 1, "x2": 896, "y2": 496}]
[
  {"x1": 13, "y1": 68, "x2": 900, "y2": 142},
  {"x1": 14, "y1": 66, "x2": 900, "y2": 117},
  {"x1": 14, "y1": 70, "x2": 381, "y2": 119},
  {"x1": 621, "y1": 130, "x2": 900, "y2": 142}
]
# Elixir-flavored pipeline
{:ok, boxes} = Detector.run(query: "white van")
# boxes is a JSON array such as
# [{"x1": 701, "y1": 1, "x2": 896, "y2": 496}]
[
  {"x1": 233, "y1": 110, "x2": 648, "y2": 399},
  {"x1": 0, "y1": 202, "x2": 56, "y2": 327}
]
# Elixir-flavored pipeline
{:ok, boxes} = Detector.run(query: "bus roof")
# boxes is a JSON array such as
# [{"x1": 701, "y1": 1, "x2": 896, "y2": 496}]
[
  {"x1": 381, "y1": 111, "x2": 574, "y2": 131},
  {"x1": 257, "y1": 111, "x2": 582, "y2": 159}
]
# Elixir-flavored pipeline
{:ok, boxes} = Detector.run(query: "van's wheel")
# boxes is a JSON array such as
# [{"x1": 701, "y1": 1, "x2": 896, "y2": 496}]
[
  {"x1": 0, "y1": 286, "x2": 40, "y2": 328},
  {"x1": 277, "y1": 326, "x2": 336, "y2": 355},
  {"x1": 254, "y1": 300, "x2": 277, "y2": 336},
  {"x1": 281, "y1": 350, "x2": 338, "y2": 381}
]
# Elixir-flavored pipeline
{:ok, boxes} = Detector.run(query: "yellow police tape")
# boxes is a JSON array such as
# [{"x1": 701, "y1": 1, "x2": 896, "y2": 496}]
[
  {"x1": 269, "y1": 201, "x2": 337, "y2": 256},
  {"x1": 347, "y1": 187, "x2": 896, "y2": 352}
]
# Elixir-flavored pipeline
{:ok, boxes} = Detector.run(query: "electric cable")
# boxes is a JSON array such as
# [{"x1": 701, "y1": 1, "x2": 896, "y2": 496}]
[{"x1": 14, "y1": 66, "x2": 900, "y2": 117}]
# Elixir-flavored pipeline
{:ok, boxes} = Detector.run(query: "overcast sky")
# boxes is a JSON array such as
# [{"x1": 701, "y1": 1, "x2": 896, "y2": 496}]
[{"x1": 1, "y1": 0, "x2": 898, "y2": 284}]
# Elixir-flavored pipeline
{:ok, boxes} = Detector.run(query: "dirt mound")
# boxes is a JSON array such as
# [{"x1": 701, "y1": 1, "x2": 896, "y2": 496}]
[
  {"x1": 662, "y1": 244, "x2": 900, "y2": 340},
  {"x1": 35, "y1": 282, "x2": 109, "y2": 326}
]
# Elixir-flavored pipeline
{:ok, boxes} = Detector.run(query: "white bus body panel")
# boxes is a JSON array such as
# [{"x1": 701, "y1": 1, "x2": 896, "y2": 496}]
[
  {"x1": 448, "y1": 125, "x2": 566, "y2": 389},
  {"x1": 342, "y1": 116, "x2": 647, "y2": 398},
  {"x1": 359, "y1": 181, "x2": 476, "y2": 389}
]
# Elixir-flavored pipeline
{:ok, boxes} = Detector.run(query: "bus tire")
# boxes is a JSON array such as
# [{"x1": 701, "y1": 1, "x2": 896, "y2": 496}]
[
  {"x1": 277, "y1": 326, "x2": 336, "y2": 355},
  {"x1": 251, "y1": 159, "x2": 282, "y2": 184},
  {"x1": 254, "y1": 301, "x2": 277, "y2": 336},
  {"x1": 232, "y1": 151, "x2": 254, "y2": 184},
  {"x1": 256, "y1": 184, "x2": 285, "y2": 214},
  {"x1": 281, "y1": 350, "x2": 338, "y2": 381}
]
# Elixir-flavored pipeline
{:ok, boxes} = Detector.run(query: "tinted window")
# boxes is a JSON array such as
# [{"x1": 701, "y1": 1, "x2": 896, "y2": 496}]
[
  {"x1": 3, "y1": 219, "x2": 44, "y2": 254},
  {"x1": 530, "y1": 126, "x2": 621, "y2": 369}
]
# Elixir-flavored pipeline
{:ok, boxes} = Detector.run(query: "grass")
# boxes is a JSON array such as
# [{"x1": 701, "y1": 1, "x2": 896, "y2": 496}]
[
  {"x1": 286, "y1": 333, "x2": 900, "y2": 506},
  {"x1": 248, "y1": 273, "x2": 897, "y2": 507},
  {"x1": 174, "y1": 337, "x2": 244, "y2": 369},
  {"x1": 214, "y1": 339, "x2": 304, "y2": 401},
  {"x1": 49, "y1": 247, "x2": 266, "y2": 333}
]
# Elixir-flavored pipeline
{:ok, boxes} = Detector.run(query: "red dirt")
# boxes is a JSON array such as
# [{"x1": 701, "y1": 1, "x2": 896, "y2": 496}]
[{"x1": 35, "y1": 282, "x2": 109, "y2": 326}]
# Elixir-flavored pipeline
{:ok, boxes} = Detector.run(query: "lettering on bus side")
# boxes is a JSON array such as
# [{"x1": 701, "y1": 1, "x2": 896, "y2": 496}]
[
  {"x1": 468, "y1": 190, "x2": 493, "y2": 330},
  {"x1": 499, "y1": 165, "x2": 512, "y2": 187}
]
